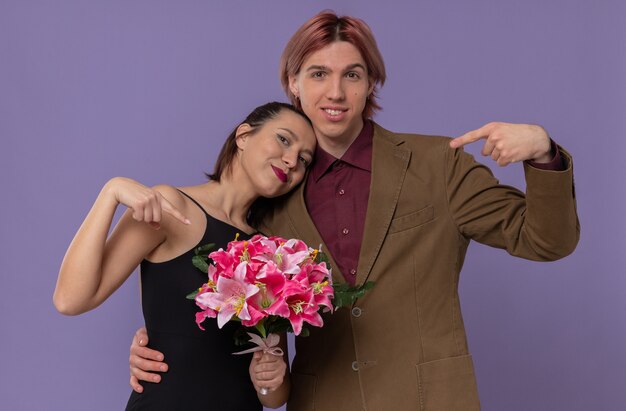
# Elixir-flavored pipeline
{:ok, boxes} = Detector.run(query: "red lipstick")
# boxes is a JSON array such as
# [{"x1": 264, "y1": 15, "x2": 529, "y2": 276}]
[{"x1": 272, "y1": 165, "x2": 288, "y2": 183}]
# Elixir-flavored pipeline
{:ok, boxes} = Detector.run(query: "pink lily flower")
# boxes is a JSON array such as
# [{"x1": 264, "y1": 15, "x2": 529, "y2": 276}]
[
  {"x1": 206, "y1": 264, "x2": 219, "y2": 284},
  {"x1": 256, "y1": 263, "x2": 287, "y2": 296},
  {"x1": 246, "y1": 263, "x2": 288, "y2": 320},
  {"x1": 253, "y1": 239, "x2": 310, "y2": 276},
  {"x1": 193, "y1": 271, "x2": 221, "y2": 330},
  {"x1": 302, "y1": 263, "x2": 334, "y2": 311},
  {"x1": 240, "y1": 303, "x2": 266, "y2": 327},
  {"x1": 275, "y1": 240, "x2": 311, "y2": 274},
  {"x1": 265, "y1": 276, "x2": 323, "y2": 335},
  {"x1": 208, "y1": 249, "x2": 237, "y2": 278},
  {"x1": 196, "y1": 262, "x2": 260, "y2": 328},
  {"x1": 264, "y1": 276, "x2": 306, "y2": 319},
  {"x1": 284, "y1": 289, "x2": 323, "y2": 335},
  {"x1": 241, "y1": 264, "x2": 287, "y2": 326},
  {"x1": 194, "y1": 310, "x2": 217, "y2": 330},
  {"x1": 226, "y1": 238, "x2": 253, "y2": 261}
]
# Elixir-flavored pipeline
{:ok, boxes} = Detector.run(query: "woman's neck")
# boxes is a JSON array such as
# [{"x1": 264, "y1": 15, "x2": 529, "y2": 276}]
[{"x1": 197, "y1": 173, "x2": 258, "y2": 231}]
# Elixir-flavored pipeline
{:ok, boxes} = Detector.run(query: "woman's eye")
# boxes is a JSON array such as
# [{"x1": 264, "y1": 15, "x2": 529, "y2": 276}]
[
  {"x1": 277, "y1": 134, "x2": 289, "y2": 145},
  {"x1": 312, "y1": 71, "x2": 325, "y2": 78},
  {"x1": 299, "y1": 156, "x2": 310, "y2": 167},
  {"x1": 346, "y1": 72, "x2": 360, "y2": 79}
]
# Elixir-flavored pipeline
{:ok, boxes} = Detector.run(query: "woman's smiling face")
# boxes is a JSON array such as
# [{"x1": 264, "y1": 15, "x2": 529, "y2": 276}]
[{"x1": 236, "y1": 109, "x2": 316, "y2": 198}]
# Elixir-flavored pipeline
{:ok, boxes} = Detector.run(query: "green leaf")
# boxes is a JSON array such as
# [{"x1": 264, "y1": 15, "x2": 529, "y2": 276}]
[
  {"x1": 192, "y1": 255, "x2": 209, "y2": 273},
  {"x1": 186, "y1": 289, "x2": 199, "y2": 300},
  {"x1": 194, "y1": 243, "x2": 215, "y2": 255},
  {"x1": 332, "y1": 293, "x2": 348, "y2": 308},
  {"x1": 233, "y1": 327, "x2": 255, "y2": 346},
  {"x1": 266, "y1": 318, "x2": 293, "y2": 335},
  {"x1": 315, "y1": 251, "x2": 331, "y2": 266},
  {"x1": 333, "y1": 281, "x2": 376, "y2": 309}
]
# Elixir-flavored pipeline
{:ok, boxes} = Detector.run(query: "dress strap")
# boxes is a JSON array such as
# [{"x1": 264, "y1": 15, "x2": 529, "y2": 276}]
[{"x1": 176, "y1": 189, "x2": 210, "y2": 216}]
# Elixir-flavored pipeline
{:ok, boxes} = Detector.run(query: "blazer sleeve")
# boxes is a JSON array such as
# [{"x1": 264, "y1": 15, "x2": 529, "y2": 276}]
[{"x1": 445, "y1": 144, "x2": 579, "y2": 261}]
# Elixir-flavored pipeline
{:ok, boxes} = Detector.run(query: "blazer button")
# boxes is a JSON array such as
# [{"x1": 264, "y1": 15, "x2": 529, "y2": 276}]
[
  {"x1": 351, "y1": 307, "x2": 362, "y2": 318},
  {"x1": 351, "y1": 361, "x2": 359, "y2": 371}
]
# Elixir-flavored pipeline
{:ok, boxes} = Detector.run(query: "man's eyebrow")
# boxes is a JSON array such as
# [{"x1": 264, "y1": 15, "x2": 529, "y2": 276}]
[
  {"x1": 305, "y1": 65, "x2": 329, "y2": 72},
  {"x1": 344, "y1": 63, "x2": 367, "y2": 72},
  {"x1": 304, "y1": 63, "x2": 367, "y2": 72}
]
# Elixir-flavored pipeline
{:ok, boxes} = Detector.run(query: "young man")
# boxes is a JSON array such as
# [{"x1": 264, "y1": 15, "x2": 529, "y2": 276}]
[{"x1": 129, "y1": 11, "x2": 579, "y2": 410}]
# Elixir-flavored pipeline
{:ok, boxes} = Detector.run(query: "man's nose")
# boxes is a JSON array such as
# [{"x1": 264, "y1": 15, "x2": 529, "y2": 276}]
[{"x1": 326, "y1": 76, "x2": 345, "y2": 100}]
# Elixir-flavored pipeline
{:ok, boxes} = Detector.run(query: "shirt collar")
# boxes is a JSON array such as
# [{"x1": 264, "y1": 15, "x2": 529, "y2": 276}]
[{"x1": 309, "y1": 120, "x2": 374, "y2": 182}]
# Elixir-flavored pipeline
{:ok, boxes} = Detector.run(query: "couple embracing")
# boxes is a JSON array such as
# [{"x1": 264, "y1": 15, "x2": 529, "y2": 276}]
[{"x1": 55, "y1": 11, "x2": 579, "y2": 411}]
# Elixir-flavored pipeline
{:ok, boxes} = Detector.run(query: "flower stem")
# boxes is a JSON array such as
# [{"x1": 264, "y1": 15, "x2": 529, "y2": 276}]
[{"x1": 255, "y1": 320, "x2": 267, "y2": 339}]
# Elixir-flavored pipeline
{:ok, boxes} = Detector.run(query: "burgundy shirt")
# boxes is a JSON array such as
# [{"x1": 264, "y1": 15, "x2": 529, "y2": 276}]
[
  {"x1": 304, "y1": 121, "x2": 374, "y2": 285},
  {"x1": 304, "y1": 121, "x2": 564, "y2": 285}
]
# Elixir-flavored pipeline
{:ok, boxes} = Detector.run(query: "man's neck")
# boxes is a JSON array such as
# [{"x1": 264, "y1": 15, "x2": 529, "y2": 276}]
[{"x1": 316, "y1": 120, "x2": 366, "y2": 159}]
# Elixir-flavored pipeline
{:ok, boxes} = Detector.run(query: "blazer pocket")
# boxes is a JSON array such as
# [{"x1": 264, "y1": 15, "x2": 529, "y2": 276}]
[
  {"x1": 416, "y1": 355, "x2": 481, "y2": 411},
  {"x1": 388, "y1": 205, "x2": 435, "y2": 234},
  {"x1": 289, "y1": 372, "x2": 317, "y2": 411}
]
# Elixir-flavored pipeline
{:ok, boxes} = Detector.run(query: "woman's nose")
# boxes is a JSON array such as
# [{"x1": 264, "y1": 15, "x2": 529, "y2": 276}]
[{"x1": 283, "y1": 150, "x2": 298, "y2": 168}]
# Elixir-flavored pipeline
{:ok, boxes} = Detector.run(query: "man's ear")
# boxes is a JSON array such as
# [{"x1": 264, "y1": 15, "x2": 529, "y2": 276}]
[
  {"x1": 235, "y1": 123, "x2": 252, "y2": 149},
  {"x1": 288, "y1": 75, "x2": 299, "y2": 98},
  {"x1": 367, "y1": 78, "x2": 375, "y2": 97}
]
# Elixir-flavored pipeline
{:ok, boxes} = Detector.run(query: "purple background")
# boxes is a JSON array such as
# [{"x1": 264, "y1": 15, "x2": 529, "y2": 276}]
[{"x1": 2, "y1": 1, "x2": 625, "y2": 410}]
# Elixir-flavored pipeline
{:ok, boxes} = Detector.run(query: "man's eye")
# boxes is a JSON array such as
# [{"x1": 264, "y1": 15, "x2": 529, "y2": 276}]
[
  {"x1": 346, "y1": 72, "x2": 360, "y2": 79},
  {"x1": 312, "y1": 71, "x2": 325, "y2": 78}
]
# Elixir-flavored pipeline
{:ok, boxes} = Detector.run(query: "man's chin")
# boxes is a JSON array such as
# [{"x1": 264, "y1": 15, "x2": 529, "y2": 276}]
[{"x1": 314, "y1": 123, "x2": 351, "y2": 141}]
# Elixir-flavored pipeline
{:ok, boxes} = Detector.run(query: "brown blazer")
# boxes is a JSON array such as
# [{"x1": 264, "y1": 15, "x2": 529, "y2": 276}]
[{"x1": 260, "y1": 123, "x2": 579, "y2": 411}]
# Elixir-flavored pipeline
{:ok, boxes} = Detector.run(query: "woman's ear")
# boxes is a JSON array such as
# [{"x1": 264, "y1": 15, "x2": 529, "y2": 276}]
[{"x1": 235, "y1": 123, "x2": 252, "y2": 149}]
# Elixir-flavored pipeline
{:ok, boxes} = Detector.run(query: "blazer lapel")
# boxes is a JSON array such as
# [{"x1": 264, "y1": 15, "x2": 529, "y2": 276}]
[
  {"x1": 356, "y1": 125, "x2": 410, "y2": 285},
  {"x1": 284, "y1": 179, "x2": 347, "y2": 285}
]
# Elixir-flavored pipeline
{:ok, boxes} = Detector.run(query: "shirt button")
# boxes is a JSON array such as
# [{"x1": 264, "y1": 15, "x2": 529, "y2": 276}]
[
  {"x1": 350, "y1": 269, "x2": 356, "y2": 275},
  {"x1": 342, "y1": 228, "x2": 349, "y2": 235},
  {"x1": 351, "y1": 307, "x2": 362, "y2": 317},
  {"x1": 338, "y1": 189, "x2": 345, "y2": 195},
  {"x1": 351, "y1": 361, "x2": 359, "y2": 371}
]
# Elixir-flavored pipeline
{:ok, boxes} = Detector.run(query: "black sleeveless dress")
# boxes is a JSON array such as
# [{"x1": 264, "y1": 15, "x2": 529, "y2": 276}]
[{"x1": 125, "y1": 192, "x2": 261, "y2": 410}]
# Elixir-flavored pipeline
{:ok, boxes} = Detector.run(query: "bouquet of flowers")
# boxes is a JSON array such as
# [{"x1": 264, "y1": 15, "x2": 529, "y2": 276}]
[
  {"x1": 187, "y1": 234, "x2": 373, "y2": 394},
  {"x1": 187, "y1": 234, "x2": 336, "y2": 341},
  {"x1": 187, "y1": 234, "x2": 374, "y2": 367}
]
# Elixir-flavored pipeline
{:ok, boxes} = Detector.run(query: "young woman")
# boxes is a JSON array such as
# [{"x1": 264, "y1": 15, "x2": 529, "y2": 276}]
[{"x1": 53, "y1": 101, "x2": 316, "y2": 410}]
